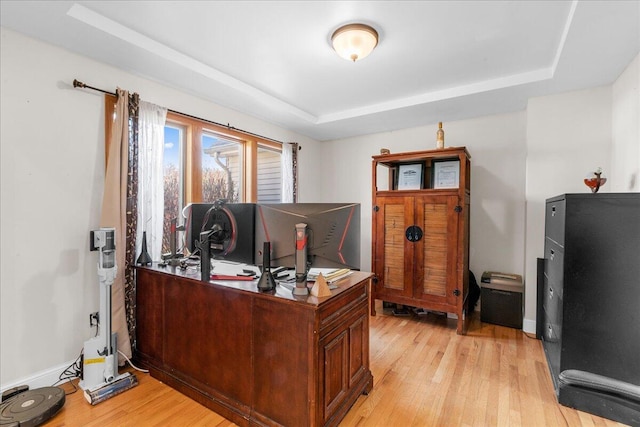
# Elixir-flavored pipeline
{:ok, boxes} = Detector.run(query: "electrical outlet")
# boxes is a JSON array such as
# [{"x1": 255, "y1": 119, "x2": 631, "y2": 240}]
[{"x1": 89, "y1": 312, "x2": 99, "y2": 327}]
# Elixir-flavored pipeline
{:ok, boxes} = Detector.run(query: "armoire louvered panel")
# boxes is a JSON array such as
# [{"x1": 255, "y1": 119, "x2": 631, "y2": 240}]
[
  {"x1": 421, "y1": 202, "x2": 448, "y2": 297},
  {"x1": 382, "y1": 203, "x2": 406, "y2": 291}
]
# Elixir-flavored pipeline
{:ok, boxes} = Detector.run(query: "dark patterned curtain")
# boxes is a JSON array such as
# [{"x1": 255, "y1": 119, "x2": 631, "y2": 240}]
[
  {"x1": 125, "y1": 93, "x2": 139, "y2": 351},
  {"x1": 291, "y1": 143, "x2": 299, "y2": 203}
]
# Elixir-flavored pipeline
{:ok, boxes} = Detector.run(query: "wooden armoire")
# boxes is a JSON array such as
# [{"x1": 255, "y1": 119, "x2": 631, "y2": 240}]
[{"x1": 371, "y1": 147, "x2": 471, "y2": 334}]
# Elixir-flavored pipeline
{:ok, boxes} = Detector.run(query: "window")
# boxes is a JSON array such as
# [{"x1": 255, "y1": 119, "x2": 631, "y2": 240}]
[
  {"x1": 163, "y1": 112, "x2": 282, "y2": 253},
  {"x1": 164, "y1": 112, "x2": 282, "y2": 205},
  {"x1": 257, "y1": 145, "x2": 282, "y2": 203},
  {"x1": 163, "y1": 125, "x2": 185, "y2": 252},
  {"x1": 105, "y1": 97, "x2": 284, "y2": 255},
  {"x1": 201, "y1": 131, "x2": 243, "y2": 203}
]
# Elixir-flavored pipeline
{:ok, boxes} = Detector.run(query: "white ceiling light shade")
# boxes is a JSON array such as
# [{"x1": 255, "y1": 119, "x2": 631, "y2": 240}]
[{"x1": 331, "y1": 23, "x2": 379, "y2": 62}]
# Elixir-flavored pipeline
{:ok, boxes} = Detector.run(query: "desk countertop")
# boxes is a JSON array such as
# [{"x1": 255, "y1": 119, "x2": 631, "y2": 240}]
[{"x1": 136, "y1": 263, "x2": 372, "y2": 307}]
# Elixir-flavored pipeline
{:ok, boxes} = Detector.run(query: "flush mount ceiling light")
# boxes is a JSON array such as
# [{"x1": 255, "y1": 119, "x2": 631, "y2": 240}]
[{"x1": 331, "y1": 23, "x2": 379, "y2": 62}]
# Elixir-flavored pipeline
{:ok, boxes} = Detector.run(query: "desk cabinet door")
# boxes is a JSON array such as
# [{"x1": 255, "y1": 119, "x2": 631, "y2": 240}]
[{"x1": 320, "y1": 311, "x2": 368, "y2": 424}]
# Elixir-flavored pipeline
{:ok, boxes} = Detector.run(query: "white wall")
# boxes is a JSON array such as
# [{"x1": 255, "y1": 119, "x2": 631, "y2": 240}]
[
  {"x1": 524, "y1": 86, "x2": 612, "y2": 331},
  {"x1": 612, "y1": 54, "x2": 640, "y2": 192},
  {"x1": 320, "y1": 112, "x2": 528, "y2": 296},
  {"x1": 0, "y1": 28, "x2": 320, "y2": 388}
]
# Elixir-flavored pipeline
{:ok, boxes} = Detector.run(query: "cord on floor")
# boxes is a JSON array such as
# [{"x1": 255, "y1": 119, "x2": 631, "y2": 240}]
[{"x1": 118, "y1": 350, "x2": 149, "y2": 373}]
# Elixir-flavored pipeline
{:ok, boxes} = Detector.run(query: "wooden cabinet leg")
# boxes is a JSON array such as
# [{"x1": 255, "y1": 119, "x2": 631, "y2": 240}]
[{"x1": 456, "y1": 306, "x2": 468, "y2": 335}]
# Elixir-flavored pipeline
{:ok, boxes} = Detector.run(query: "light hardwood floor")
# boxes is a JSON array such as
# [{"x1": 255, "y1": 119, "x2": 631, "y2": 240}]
[{"x1": 44, "y1": 304, "x2": 627, "y2": 426}]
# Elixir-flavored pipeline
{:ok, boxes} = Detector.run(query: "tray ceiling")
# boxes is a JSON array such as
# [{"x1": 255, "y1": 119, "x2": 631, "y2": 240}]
[{"x1": 1, "y1": 1, "x2": 638, "y2": 141}]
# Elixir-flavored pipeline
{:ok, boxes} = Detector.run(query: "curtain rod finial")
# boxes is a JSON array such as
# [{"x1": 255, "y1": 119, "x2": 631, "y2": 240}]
[{"x1": 73, "y1": 79, "x2": 86, "y2": 89}]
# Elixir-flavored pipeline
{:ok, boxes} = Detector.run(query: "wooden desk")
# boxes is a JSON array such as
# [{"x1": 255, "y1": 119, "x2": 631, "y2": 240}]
[{"x1": 135, "y1": 265, "x2": 373, "y2": 427}]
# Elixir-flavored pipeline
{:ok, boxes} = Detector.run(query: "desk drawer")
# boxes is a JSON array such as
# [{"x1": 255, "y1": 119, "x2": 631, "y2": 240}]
[{"x1": 319, "y1": 279, "x2": 369, "y2": 337}]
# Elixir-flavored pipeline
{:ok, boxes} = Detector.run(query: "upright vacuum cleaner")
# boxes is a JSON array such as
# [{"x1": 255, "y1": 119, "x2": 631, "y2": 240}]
[{"x1": 79, "y1": 228, "x2": 138, "y2": 404}]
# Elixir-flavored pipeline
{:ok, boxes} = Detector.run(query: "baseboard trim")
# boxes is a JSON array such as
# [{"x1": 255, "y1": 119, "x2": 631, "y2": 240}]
[
  {"x1": 523, "y1": 318, "x2": 537, "y2": 335},
  {"x1": 0, "y1": 359, "x2": 76, "y2": 394}
]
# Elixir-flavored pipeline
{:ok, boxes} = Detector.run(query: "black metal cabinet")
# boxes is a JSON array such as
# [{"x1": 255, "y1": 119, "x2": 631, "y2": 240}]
[{"x1": 542, "y1": 193, "x2": 640, "y2": 424}]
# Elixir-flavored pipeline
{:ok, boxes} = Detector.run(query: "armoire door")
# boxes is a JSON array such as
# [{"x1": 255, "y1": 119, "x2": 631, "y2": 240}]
[
  {"x1": 372, "y1": 196, "x2": 415, "y2": 299},
  {"x1": 413, "y1": 195, "x2": 459, "y2": 307}
]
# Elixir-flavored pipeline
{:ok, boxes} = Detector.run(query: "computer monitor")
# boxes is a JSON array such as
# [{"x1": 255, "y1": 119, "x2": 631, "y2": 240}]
[
  {"x1": 254, "y1": 203, "x2": 360, "y2": 270},
  {"x1": 183, "y1": 202, "x2": 255, "y2": 264}
]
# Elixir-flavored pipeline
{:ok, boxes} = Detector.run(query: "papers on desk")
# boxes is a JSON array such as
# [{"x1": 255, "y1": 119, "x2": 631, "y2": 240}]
[
  {"x1": 210, "y1": 260, "x2": 260, "y2": 277},
  {"x1": 307, "y1": 268, "x2": 353, "y2": 283}
]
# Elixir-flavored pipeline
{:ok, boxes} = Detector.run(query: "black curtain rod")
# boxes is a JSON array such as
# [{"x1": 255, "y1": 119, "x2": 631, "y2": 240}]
[{"x1": 73, "y1": 79, "x2": 286, "y2": 145}]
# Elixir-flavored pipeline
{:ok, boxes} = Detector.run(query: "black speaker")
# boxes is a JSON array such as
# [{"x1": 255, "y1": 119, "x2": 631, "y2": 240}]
[{"x1": 257, "y1": 241, "x2": 276, "y2": 292}]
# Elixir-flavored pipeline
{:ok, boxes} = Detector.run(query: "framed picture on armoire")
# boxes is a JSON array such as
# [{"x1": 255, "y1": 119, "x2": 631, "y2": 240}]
[
  {"x1": 395, "y1": 163, "x2": 423, "y2": 190},
  {"x1": 433, "y1": 160, "x2": 460, "y2": 189}
]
